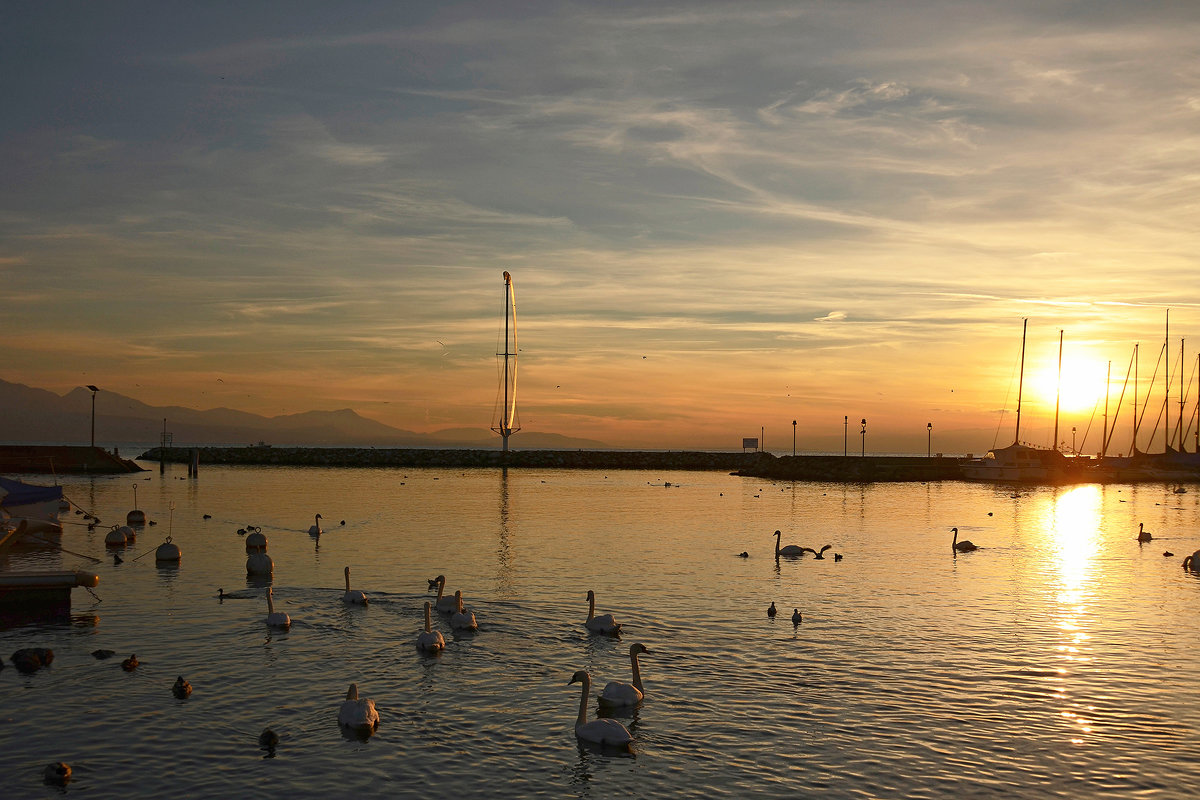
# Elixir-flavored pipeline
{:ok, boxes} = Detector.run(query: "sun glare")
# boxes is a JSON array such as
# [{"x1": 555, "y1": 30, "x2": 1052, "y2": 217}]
[{"x1": 1029, "y1": 358, "x2": 1108, "y2": 415}]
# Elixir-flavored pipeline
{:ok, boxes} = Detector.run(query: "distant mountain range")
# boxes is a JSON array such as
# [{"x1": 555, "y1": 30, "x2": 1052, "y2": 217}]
[{"x1": 0, "y1": 379, "x2": 607, "y2": 450}]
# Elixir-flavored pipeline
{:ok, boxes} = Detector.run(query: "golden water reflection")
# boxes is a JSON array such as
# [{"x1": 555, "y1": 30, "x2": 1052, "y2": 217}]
[{"x1": 1043, "y1": 484, "x2": 1103, "y2": 744}]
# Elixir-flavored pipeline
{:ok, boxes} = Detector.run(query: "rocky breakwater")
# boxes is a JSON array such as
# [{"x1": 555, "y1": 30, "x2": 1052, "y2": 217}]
[
  {"x1": 138, "y1": 446, "x2": 770, "y2": 472},
  {"x1": 738, "y1": 454, "x2": 964, "y2": 482}
]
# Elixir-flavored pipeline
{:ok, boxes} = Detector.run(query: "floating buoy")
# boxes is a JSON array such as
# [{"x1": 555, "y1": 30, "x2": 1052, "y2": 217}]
[
  {"x1": 155, "y1": 536, "x2": 181, "y2": 563},
  {"x1": 126, "y1": 509, "x2": 146, "y2": 525},
  {"x1": 118, "y1": 524, "x2": 136, "y2": 542},
  {"x1": 43, "y1": 762, "x2": 72, "y2": 786},
  {"x1": 247, "y1": 551, "x2": 273, "y2": 576},
  {"x1": 245, "y1": 529, "x2": 267, "y2": 553},
  {"x1": 104, "y1": 527, "x2": 127, "y2": 547}
]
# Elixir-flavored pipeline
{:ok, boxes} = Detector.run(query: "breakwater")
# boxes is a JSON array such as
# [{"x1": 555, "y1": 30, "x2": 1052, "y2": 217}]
[
  {"x1": 136, "y1": 446, "x2": 966, "y2": 481},
  {"x1": 0, "y1": 445, "x2": 144, "y2": 474}
]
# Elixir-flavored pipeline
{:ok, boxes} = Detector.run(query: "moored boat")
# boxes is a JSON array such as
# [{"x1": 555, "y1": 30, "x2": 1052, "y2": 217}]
[{"x1": 0, "y1": 477, "x2": 64, "y2": 533}]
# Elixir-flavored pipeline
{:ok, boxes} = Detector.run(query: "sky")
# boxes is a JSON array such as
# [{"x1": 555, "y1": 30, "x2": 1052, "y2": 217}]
[{"x1": 4, "y1": 1, "x2": 1200, "y2": 454}]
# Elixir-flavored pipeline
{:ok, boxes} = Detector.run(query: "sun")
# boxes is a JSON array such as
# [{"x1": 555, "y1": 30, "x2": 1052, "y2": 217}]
[{"x1": 1029, "y1": 358, "x2": 1109, "y2": 415}]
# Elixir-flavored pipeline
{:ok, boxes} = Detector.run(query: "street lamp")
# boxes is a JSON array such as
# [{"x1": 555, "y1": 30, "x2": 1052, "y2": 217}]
[
  {"x1": 1072, "y1": 426, "x2": 1077, "y2": 455},
  {"x1": 927, "y1": 422, "x2": 933, "y2": 458},
  {"x1": 792, "y1": 420, "x2": 797, "y2": 457},
  {"x1": 860, "y1": 418, "x2": 867, "y2": 457},
  {"x1": 87, "y1": 385, "x2": 100, "y2": 447}
]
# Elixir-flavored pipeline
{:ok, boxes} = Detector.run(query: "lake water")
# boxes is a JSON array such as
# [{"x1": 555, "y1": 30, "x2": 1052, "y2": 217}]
[{"x1": 2, "y1": 463, "x2": 1199, "y2": 798}]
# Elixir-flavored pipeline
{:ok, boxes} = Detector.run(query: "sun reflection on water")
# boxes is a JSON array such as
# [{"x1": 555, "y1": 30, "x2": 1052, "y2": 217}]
[{"x1": 1043, "y1": 484, "x2": 1104, "y2": 744}]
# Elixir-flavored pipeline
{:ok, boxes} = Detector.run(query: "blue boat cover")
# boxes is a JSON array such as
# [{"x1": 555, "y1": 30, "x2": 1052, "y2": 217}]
[{"x1": 0, "y1": 477, "x2": 64, "y2": 507}]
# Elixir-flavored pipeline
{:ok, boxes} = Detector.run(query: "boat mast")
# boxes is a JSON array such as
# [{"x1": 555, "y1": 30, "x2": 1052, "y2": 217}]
[
  {"x1": 1102, "y1": 360, "x2": 1111, "y2": 459},
  {"x1": 1014, "y1": 318, "x2": 1027, "y2": 446},
  {"x1": 1053, "y1": 329, "x2": 1063, "y2": 453},
  {"x1": 491, "y1": 271, "x2": 520, "y2": 452},
  {"x1": 1133, "y1": 343, "x2": 1139, "y2": 454},
  {"x1": 1179, "y1": 338, "x2": 1186, "y2": 452}
]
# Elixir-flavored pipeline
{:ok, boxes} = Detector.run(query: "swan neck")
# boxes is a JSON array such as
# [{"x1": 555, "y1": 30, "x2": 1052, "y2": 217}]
[
  {"x1": 630, "y1": 652, "x2": 644, "y2": 692},
  {"x1": 576, "y1": 674, "x2": 590, "y2": 726},
  {"x1": 266, "y1": 591, "x2": 275, "y2": 614}
]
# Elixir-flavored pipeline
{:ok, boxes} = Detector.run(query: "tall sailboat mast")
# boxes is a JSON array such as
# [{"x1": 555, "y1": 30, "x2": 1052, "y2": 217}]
[
  {"x1": 1053, "y1": 329, "x2": 1063, "y2": 452},
  {"x1": 491, "y1": 271, "x2": 520, "y2": 452},
  {"x1": 1014, "y1": 318, "x2": 1027, "y2": 446}
]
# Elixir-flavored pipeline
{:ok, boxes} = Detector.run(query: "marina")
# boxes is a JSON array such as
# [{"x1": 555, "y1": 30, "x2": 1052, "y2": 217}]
[{"x1": 1, "y1": 461, "x2": 1198, "y2": 797}]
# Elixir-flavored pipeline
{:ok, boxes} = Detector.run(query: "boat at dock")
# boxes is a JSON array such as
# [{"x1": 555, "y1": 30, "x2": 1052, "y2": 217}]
[{"x1": 0, "y1": 476, "x2": 64, "y2": 532}]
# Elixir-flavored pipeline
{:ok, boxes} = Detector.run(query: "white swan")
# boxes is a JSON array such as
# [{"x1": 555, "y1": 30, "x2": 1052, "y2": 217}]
[
  {"x1": 338, "y1": 683, "x2": 379, "y2": 732},
  {"x1": 416, "y1": 601, "x2": 445, "y2": 652},
  {"x1": 265, "y1": 588, "x2": 290, "y2": 629},
  {"x1": 569, "y1": 670, "x2": 633, "y2": 747},
  {"x1": 450, "y1": 590, "x2": 477, "y2": 631},
  {"x1": 598, "y1": 643, "x2": 649, "y2": 707},
  {"x1": 308, "y1": 513, "x2": 323, "y2": 535},
  {"x1": 773, "y1": 530, "x2": 805, "y2": 557},
  {"x1": 1137, "y1": 523, "x2": 1152, "y2": 543},
  {"x1": 342, "y1": 566, "x2": 368, "y2": 605},
  {"x1": 585, "y1": 590, "x2": 621, "y2": 635},
  {"x1": 431, "y1": 575, "x2": 458, "y2": 613},
  {"x1": 952, "y1": 527, "x2": 977, "y2": 553}
]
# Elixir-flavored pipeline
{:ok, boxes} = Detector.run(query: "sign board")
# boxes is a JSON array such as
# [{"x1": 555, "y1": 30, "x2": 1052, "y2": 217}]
[{"x1": 742, "y1": 438, "x2": 759, "y2": 451}]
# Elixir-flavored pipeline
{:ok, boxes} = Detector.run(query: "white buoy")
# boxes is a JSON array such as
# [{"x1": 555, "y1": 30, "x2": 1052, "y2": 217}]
[
  {"x1": 246, "y1": 550, "x2": 274, "y2": 575},
  {"x1": 127, "y1": 483, "x2": 146, "y2": 525},
  {"x1": 104, "y1": 526, "x2": 127, "y2": 547},
  {"x1": 118, "y1": 524, "x2": 136, "y2": 542},
  {"x1": 245, "y1": 528, "x2": 267, "y2": 553},
  {"x1": 155, "y1": 536, "x2": 181, "y2": 562}
]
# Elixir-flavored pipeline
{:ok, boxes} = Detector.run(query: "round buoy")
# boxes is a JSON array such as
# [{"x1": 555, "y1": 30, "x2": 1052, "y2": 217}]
[
  {"x1": 245, "y1": 530, "x2": 268, "y2": 553},
  {"x1": 104, "y1": 527, "x2": 127, "y2": 547},
  {"x1": 155, "y1": 537, "x2": 182, "y2": 563},
  {"x1": 246, "y1": 551, "x2": 274, "y2": 576},
  {"x1": 118, "y1": 525, "x2": 136, "y2": 542},
  {"x1": 43, "y1": 762, "x2": 72, "y2": 786},
  {"x1": 127, "y1": 509, "x2": 146, "y2": 525}
]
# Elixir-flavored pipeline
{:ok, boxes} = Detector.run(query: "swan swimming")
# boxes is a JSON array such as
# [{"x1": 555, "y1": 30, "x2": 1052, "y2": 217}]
[
  {"x1": 338, "y1": 683, "x2": 379, "y2": 732},
  {"x1": 416, "y1": 601, "x2": 445, "y2": 652},
  {"x1": 951, "y1": 527, "x2": 977, "y2": 553},
  {"x1": 598, "y1": 643, "x2": 650, "y2": 707},
  {"x1": 308, "y1": 513, "x2": 323, "y2": 535},
  {"x1": 569, "y1": 670, "x2": 633, "y2": 748},
  {"x1": 430, "y1": 575, "x2": 458, "y2": 613},
  {"x1": 773, "y1": 530, "x2": 805, "y2": 557},
  {"x1": 1137, "y1": 523, "x2": 1152, "y2": 543},
  {"x1": 801, "y1": 544, "x2": 833, "y2": 559},
  {"x1": 265, "y1": 588, "x2": 291, "y2": 629},
  {"x1": 450, "y1": 590, "x2": 478, "y2": 631},
  {"x1": 342, "y1": 566, "x2": 368, "y2": 605},
  {"x1": 585, "y1": 590, "x2": 621, "y2": 635}
]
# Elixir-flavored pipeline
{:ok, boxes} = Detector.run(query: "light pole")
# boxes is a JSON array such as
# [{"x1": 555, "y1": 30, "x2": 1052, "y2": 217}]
[
  {"x1": 860, "y1": 418, "x2": 867, "y2": 457},
  {"x1": 1072, "y1": 426, "x2": 1077, "y2": 455},
  {"x1": 87, "y1": 385, "x2": 100, "y2": 447},
  {"x1": 927, "y1": 422, "x2": 933, "y2": 458},
  {"x1": 792, "y1": 420, "x2": 797, "y2": 457},
  {"x1": 844, "y1": 416, "x2": 848, "y2": 457}
]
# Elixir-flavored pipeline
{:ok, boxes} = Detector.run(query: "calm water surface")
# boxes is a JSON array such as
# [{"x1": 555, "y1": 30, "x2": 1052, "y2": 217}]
[{"x1": 2, "y1": 464, "x2": 1199, "y2": 798}]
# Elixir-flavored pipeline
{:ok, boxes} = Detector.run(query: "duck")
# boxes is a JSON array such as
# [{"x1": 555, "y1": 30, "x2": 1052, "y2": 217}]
[
  {"x1": 1137, "y1": 523, "x2": 1152, "y2": 543},
  {"x1": 952, "y1": 527, "x2": 977, "y2": 552},
  {"x1": 568, "y1": 670, "x2": 633, "y2": 748},
  {"x1": 767, "y1": 601, "x2": 777, "y2": 617},
  {"x1": 342, "y1": 566, "x2": 368, "y2": 605},
  {"x1": 429, "y1": 575, "x2": 458, "y2": 613},
  {"x1": 450, "y1": 590, "x2": 478, "y2": 631},
  {"x1": 416, "y1": 601, "x2": 445, "y2": 652},
  {"x1": 773, "y1": 530, "x2": 806, "y2": 557},
  {"x1": 834, "y1": 553, "x2": 843, "y2": 561},
  {"x1": 791, "y1": 608, "x2": 803, "y2": 625},
  {"x1": 265, "y1": 588, "x2": 291, "y2": 629},
  {"x1": 172, "y1": 676, "x2": 193, "y2": 698},
  {"x1": 308, "y1": 513, "x2": 323, "y2": 535},
  {"x1": 598, "y1": 643, "x2": 650, "y2": 707},
  {"x1": 43, "y1": 762, "x2": 72, "y2": 786},
  {"x1": 1184, "y1": 551, "x2": 1200, "y2": 572},
  {"x1": 258, "y1": 728, "x2": 279, "y2": 749},
  {"x1": 121, "y1": 654, "x2": 139, "y2": 671},
  {"x1": 585, "y1": 589, "x2": 621, "y2": 634},
  {"x1": 737, "y1": 551, "x2": 749, "y2": 558},
  {"x1": 338, "y1": 683, "x2": 379, "y2": 732}
]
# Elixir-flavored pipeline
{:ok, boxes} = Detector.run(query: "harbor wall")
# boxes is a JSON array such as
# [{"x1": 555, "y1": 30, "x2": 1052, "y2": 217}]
[
  {"x1": 135, "y1": 446, "x2": 965, "y2": 481},
  {"x1": 0, "y1": 445, "x2": 144, "y2": 474}
]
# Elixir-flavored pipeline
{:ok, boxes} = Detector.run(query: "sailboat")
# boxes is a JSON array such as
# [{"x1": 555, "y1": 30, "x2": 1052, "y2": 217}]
[
  {"x1": 962, "y1": 320, "x2": 1074, "y2": 483},
  {"x1": 490, "y1": 271, "x2": 520, "y2": 452}
]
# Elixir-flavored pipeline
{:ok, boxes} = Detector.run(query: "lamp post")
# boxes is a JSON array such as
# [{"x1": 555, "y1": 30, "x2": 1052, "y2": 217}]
[
  {"x1": 844, "y1": 416, "x2": 848, "y2": 457},
  {"x1": 1072, "y1": 426, "x2": 1077, "y2": 455},
  {"x1": 87, "y1": 385, "x2": 100, "y2": 447},
  {"x1": 860, "y1": 418, "x2": 867, "y2": 457},
  {"x1": 792, "y1": 420, "x2": 797, "y2": 457},
  {"x1": 927, "y1": 422, "x2": 933, "y2": 458}
]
